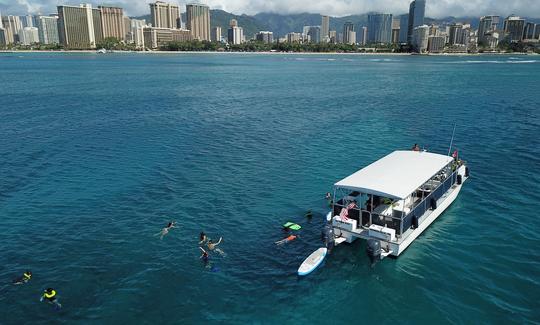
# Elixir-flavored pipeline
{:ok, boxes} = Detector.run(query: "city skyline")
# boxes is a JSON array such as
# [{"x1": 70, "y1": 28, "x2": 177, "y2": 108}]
[{"x1": 2, "y1": 0, "x2": 540, "y2": 19}]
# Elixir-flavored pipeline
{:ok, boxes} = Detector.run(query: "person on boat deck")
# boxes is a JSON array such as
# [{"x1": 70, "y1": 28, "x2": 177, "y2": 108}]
[
  {"x1": 41, "y1": 288, "x2": 62, "y2": 309},
  {"x1": 412, "y1": 143, "x2": 420, "y2": 151},
  {"x1": 199, "y1": 247, "x2": 209, "y2": 264},
  {"x1": 199, "y1": 232, "x2": 209, "y2": 245},
  {"x1": 13, "y1": 270, "x2": 32, "y2": 285},
  {"x1": 156, "y1": 221, "x2": 176, "y2": 240},
  {"x1": 275, "y1": 234, "x2": 297, "y2": 245},
  {"x1": 340, "y1": 201, "x2": 357, "y2": 220}
]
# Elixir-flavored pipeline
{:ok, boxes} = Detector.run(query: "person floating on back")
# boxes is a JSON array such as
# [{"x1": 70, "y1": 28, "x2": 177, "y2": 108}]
[
  {"x1": 275, "y1": 234, "x2": 297, "y2": 245},
  {"x1": 155, "y1": 221, "x2": 176, "y2": 240},
  {"x1": 40, "y1": 288, "x2": 62, "y2": 309},
  {"x1": 207, "y1": 237, "x2": 225, "y2": 256},
  {"x1": 13, "y1": 270, "x2": 32, "y2": 285}
]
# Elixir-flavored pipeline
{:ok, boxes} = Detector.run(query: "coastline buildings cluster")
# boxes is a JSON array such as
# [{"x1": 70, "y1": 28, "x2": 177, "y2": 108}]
[{"x1": 0, "y1": 0, "x2": 539, "y2": 52}]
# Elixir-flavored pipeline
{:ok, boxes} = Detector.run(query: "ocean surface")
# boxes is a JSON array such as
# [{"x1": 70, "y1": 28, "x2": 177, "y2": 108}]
[{"x1": 0, "y1": 52, "x2": 539, "y2": 324}]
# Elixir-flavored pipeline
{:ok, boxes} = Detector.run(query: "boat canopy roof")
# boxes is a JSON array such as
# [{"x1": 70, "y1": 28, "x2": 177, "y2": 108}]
[{"x1": 334, "y1": 150, "x2": 454, "y2": 200}]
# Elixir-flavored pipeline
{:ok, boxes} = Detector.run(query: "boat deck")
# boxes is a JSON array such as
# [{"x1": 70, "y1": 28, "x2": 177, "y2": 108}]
[{"x1": 332, "y1": 180, "x2": 463, "y2": 246}]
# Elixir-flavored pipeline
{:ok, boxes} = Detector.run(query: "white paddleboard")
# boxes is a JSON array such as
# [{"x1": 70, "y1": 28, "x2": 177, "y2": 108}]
[{"x1": 298, "y1": 247, "x2": 327, "y2": 276}]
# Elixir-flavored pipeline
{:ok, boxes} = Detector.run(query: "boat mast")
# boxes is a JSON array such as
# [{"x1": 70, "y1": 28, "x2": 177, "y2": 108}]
[{"x1": 447, "y1": 123, "x2": 457, "y2": 156}]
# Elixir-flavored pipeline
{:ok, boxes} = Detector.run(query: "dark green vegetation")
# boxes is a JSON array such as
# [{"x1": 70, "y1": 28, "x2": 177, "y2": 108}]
[
  {"x1": 159, "y1": 40, "x2": 405, "y2": 53},
  {"x1": 96, "y1": 37, "x2": 137, "y2": 51}
]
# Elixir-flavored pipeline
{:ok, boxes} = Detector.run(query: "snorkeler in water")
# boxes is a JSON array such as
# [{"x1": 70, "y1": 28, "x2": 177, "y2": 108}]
[
  {"x1": 155, "y1": 221, "x2": 176, "y2": 240},
  {"x1": 199, "y1": 232, "x2": 209, "y2": 245},
  {"x1": 199, "y1": 247, "x2": 209, "y2": 264},
  {"x1": 275, "y1": 234, "x2": 298, "y2": 245},
  {"x1": 40, "y1": 288, "x2": 62, "y2": 309},
  {"x1": 12, "y1": 270, "x2": 32, "y2": 285},
  {"x1": 304, "y1": 210, "x2": 313, "y2": 219},
  {"x1": 207, "y1": 237, "x2": 225, "y2": 256}
]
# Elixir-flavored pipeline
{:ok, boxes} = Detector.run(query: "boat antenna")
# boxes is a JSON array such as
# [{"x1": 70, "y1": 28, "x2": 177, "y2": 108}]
[{"x1": 447, "y1": 123, "x2": 456, "y2": 156}]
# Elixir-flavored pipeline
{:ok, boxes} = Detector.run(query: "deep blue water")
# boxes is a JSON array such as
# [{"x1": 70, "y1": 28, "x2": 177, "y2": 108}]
[{"x1": 0, "y1": 52, "x2": 539, "y2": 324}]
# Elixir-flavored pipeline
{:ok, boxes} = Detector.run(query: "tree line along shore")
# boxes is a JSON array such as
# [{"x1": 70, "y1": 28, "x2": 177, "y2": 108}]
[{"x1": 2, "y1": 37, "x2": 539, "y2": 54}]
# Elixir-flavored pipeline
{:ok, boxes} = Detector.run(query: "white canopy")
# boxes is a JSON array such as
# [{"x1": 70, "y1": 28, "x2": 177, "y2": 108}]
[{"x1": 334, "y1": 150, "x2": 453, "y2": 200}]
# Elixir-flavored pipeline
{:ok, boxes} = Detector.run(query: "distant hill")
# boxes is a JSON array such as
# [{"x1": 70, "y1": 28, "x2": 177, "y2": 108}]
[{"x1": 132, "y1": 10, "x2": 540, "y2": 40}]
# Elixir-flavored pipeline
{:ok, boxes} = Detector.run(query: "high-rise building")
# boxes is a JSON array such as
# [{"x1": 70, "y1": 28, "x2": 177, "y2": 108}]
[
  {"x1": 427, "y1": 35, "x2": 445, "y2": 53},
  {"x1": 412, "y1": 25, "x2": 429, "y2": 52},
  {"x1": 37, "y1": 15, "x2": 59, "y2": 44},
  {"x1": 20, "y1": 15, "x2": 36, "y2": 28},
  {"x1": 523, "y1": 22, "x2": 536, "y2": 40},
  {"x1": 478, "y1": 15, "x2": 499, "y2": 45},
  {"x1": 57, "y1": 4, "x2": 101, "y2": 49},
  {"x1": 343, "y1": 22, "x2": 355, "y2": 44},
  {"x1": 329, "y1": 30, "x2": 337, "y2": 43},
  {"x1": 0, "y1": 28, "x2": 7, "y2": 46},
  {"x1": 256, "y1": 31, "x2": 273, "y2": 44},
  {"x1": 127, "y1": 18, "x2": 146, "y2": 44},
  {"x1": 227, "y1": 19, "x2": 243, "y2": 44},
  {"x1": 407, "y1": 0, "x2": 425, "y2": 44},
  {"x1": 359, "y1": 26, "x2": 368, "y2": 45},
  {"x1": 392, "y1": 18, "x2": 400, "y2": 43},
  {"x1": 368, "y1": 13, "x2": 393, "y2": 44},
  {"x1": 92, "y1": 8, "x2": 103, "y2": 44},
  {"x1": 143, "y1": 27, "x2": 191, "y2": 48},
  {"x1": 19, "y1": 26, "x2": 39, "y2": 45},
  {"x1": 448, "y1": 23, "x2": 469, "y2": 46},
  {"x1": 211, "y1": 26, "x2": 221, "y2": 42},
  {"x1": 535, "y1": 24, "x2": 540, "y2": 40},
  {"x1": 503, "y1": 15, "x2": 525, "y2": 42},
  {"x1": 399, "y1": 14, "x2": 408, "y2": 43},
  {"x1": 286, "y1": 32, "x2": 302, "y2": 43},
  {"x1": 123, "y1": 16, "x2": 131, "y2": 41},
  {"x1": 321, "y1": 15, "x2": 330, "y2": 42},
  {"x1": 306, "y1": 26, "x2": 321, "y2": 43},
  {"x1": 186, "y1": 3, "x2": 210, "y2": 41},
  {"x1": 99, "y1": 6, "x2": 125, "y2": 40},
  {"x1": 150, "y1": 1, "x2": 180, "y2": 29},
  {"x1": 2, "y1": 15, "x2": 22, "y2": 43}
]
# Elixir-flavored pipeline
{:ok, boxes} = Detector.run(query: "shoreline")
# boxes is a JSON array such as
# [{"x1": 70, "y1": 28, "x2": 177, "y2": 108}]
[{"x1": 1, "y1": 49, "x2": 537, "y2": 56}]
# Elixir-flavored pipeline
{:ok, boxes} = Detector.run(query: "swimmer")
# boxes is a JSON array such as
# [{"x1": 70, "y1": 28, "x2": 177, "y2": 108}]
[
  {"x1": 199, "y1": 232, "x2": 209, "y2": 245},
  {"x1": 207, "y1": 238, "x2": 225, "y2": 256},
  {"x1": 199, "y1": 247, "x2": 209, "y2": 265},
  {"x1": 275, "y1": 234, "x2": 297, "y2": 245},
  {"x1": 40, "y1": 288, "x2": 62, "y2": 309},
  {"x1": 13, "y1": 270, "x2": 32, "y2": 285},
  {"x1": 325, "y1": 192, "x2": 333, "y2": 206},
  {"x1": 155, "y1": 221, "x2": 176, "y2": 240},
  {"x1": 304, "y1": 209, "x2": 313, "y2": 219}
]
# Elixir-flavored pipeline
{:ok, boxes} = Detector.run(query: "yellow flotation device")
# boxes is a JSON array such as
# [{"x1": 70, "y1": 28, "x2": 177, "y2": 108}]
[
  {"x1": 44, "y1": 290, "x2": 56, "y2": 299},
  {"x1": 23, "y1": 273, "x2": 31, "y2": 280}
]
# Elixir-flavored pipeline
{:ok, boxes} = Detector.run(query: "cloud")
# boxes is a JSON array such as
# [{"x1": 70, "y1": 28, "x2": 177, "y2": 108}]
[{"x1": 1, "y1": 0, "x2": 539, "y2": 18}]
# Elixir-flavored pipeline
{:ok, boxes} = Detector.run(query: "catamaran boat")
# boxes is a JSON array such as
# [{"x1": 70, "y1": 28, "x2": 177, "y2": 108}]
[{"x1": 324, "y1": 150, "x2": 469, "y2": 261}]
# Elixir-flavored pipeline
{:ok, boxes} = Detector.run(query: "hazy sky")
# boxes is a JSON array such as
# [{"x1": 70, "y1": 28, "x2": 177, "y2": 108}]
[{"x1": 1, "y1": 0, "x2": 539, "y2": 18}]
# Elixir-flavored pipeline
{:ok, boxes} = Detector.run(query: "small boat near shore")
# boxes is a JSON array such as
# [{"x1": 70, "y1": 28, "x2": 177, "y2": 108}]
[{"x1": 325, "y1": 150, "x2": 469, "y2": 262}]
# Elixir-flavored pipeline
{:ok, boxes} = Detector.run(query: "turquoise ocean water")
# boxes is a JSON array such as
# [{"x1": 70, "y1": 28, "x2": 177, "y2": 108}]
[{"x1": 0, "y1": 53, "x2": 539, "y2": 324}]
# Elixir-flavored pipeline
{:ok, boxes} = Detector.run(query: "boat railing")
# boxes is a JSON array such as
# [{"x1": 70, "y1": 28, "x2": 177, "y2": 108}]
[{"x1": 400, "y1": 170, "x2": 458, "y2": 234}]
